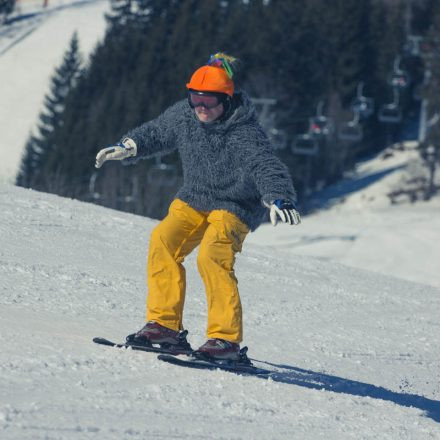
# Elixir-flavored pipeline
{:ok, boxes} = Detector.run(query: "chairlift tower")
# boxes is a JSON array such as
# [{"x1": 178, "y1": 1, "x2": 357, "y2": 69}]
[
  {"x1": 251, "y1": 97, "x2": 277, "y2": 123},
  {"x1": 88, "y1": 171, "x2": 139, "y2": 209},
  {"x1": 251, "y1": 97, "x2": 287, "y2": 150},
  {"x1": 89, "y1": 172, "x2": 100, "y2": 201},
  {"x1": 147, "y1": 156, "x2": 178, "y2": 187}
]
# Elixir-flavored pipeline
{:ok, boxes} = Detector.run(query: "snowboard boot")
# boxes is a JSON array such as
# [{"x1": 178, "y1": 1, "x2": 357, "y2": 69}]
[
  {"x1": 126, "y1": 321, "x2": 193, "y2": 354},
  {"x1": 195, "y1": 338, "x2": 240, "y2": 361}
]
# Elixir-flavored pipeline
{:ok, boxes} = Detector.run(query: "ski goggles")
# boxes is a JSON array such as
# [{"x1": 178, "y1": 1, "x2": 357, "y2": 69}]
[{"x1": 187, "y1": 90, "x2": 228, "y2": 109}]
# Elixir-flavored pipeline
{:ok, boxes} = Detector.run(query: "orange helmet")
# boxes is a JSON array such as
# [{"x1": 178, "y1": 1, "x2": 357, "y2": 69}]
[{"x1": 186, "y1": 53, "x2": 236, "y2": 97}]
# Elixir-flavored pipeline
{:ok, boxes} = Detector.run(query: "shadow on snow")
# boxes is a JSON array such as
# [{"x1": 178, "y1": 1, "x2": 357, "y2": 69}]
[
  {"x1": 304, "y1": 165, "x2": 406, "y2": 213},
  {"x1": 253, "y1": 359, "x2": 440, "y2": 423}
]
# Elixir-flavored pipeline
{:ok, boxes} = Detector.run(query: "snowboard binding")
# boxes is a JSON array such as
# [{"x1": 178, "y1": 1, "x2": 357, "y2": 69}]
[
  {"x1": 125, "y1": 329, "x2": 193, "y2": 355},
  {"x1": 192, "y1": 346, "x2": 253, "y2": 367}
]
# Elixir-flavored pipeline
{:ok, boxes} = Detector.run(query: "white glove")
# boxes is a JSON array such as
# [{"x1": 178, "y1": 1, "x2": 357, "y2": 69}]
[
  {"x1": 264, "y1": 199, "x2": 301, "y2": 226},
  {"x1": 95, "y1": 138, "x2": 137, "y2": 168}
]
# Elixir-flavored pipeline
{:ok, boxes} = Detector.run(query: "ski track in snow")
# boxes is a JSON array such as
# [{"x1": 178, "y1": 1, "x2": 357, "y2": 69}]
[{"x1": 1, "y1": 184, "x2": 439, "y2": 439}]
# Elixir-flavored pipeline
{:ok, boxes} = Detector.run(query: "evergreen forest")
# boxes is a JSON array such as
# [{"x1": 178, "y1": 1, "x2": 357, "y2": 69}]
[{"x1": 16, "y1": 0, "x2": 440, "y2": 220}]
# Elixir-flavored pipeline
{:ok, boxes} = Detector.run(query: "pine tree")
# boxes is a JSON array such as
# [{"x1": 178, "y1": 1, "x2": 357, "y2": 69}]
[
  {"x1": 106, "y1": 0, "x2": 136, "y2": 28},
  {"x1": 30, "y1": 0, "x2": 436, "y2": 213},
  {"x1": 420, "y1": 3, "x2": 440, "y2": 199},
  {"x1": 16, "y1": 32, "x2": 83, "y2": 189},
  {"x1": 0, "y1": 0, "x2": 15, "y2": 21}
]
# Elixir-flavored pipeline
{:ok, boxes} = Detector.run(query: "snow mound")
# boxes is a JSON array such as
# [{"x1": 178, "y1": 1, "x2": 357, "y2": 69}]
[
  {"x1": 249, "y1": 143, "x2": 440, "y2": 288},
  {"x1": 1, "y1": 184, "x2": 439, "y2": 439}
]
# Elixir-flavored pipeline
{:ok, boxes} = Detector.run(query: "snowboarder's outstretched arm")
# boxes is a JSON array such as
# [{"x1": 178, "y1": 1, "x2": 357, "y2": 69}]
[
  {"x1": 263, "y1": 199, "x2": 301, "y2": 226},
  {"x1": 95, "y1": 100, "x2": 185, "y2": 168},
  {"x1": 95, "y1": 137, "x2": 137, "y2": 168},
  {"x1": 239, "y1": 126, "x2": 301, "y2": 226}
]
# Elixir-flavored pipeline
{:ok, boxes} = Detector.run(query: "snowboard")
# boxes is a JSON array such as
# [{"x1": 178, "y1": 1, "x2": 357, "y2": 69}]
[
  {"x1": 157, "y1": 348, "x2": 272, "y2": 376},
  {"x1": 92, "y1": 336, "x2": 193, "y2": 355}
]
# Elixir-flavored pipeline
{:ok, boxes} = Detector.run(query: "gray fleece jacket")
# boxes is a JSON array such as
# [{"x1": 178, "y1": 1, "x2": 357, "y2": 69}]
[{"x1": 123, "y1": 91, "x2": 296, "y2": 231}]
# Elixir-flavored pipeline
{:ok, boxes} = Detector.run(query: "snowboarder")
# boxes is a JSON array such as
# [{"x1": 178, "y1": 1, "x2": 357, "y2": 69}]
[{"x1": 95, "y1": 53, "x2": 300, "y2": 360}]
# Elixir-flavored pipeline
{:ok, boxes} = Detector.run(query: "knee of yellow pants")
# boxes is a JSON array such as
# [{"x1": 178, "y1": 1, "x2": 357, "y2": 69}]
[
  {"x1": 196, "y1": 213, "x2": 248, "y2": 343},
  {"x1": 146, "y1": 200, "x2": 208, "y2": 330}
]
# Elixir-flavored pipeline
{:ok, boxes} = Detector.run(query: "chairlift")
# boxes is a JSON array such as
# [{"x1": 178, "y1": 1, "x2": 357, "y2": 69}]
[
  {"x1": 419, "y1": 38, "x2": 440, "y2": 59},
  {"x1": 389, "y1": 72, "x2": 410, "y2": 89},
  {"x1": 378, "y1": 87, "x2": 402, "y2": 124},
  {"x1": 147, "y1": 156, "x2": 178, "y2": 187},
  {"x1": 338, "y1": 109, "x2": 363, "y2": 142},
  {"x1": 88, "y1": 172, "x2": 101, "y2": 201},
  {"x1": 403, "y1": 35, "x2": 423, "y2": 57},
  {"x1": 118, "y1": 175, "x2": 139, "y2": 204},
  {"x1": 378, "y1": 103, "x2": 402, "y2": 124},
  {"x1": 388, "y1": 56, "x2": 410, "y2": 89},
  {"x1": 268, "y1": 127, "x2": 287, "y2": 150},
  {"x1": 308, "y1": 101, "x2": 334, "y2": 138},
  {"x1": 351, "y1": 82, "x2": 374, "y2": 119},
  {"x1": 309, "y1": 116, "x2": 334, "y2": 138},
  {"x1": 89, "y1": 171, "x2": 139, "y2": 204},
  {"x1": 251, "y1": 97, "x2": 277, "y2": 125},
  {"x1": 291, "y1": 133, "x2": 319, "y2": 156},
  {"x1": 338, "y1": 122, "x2": 363, "y2": 142},
  {"x1": 251, "y1": 97, "x2": 281, "y2": 145}
]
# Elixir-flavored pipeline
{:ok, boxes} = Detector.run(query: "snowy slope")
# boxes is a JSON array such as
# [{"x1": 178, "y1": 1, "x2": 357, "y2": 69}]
[
  {"x1": 249, "y1": 143, "x2": 440, "y2": 288},
  {"x1": 0, "y1": 0, "x2": 109, "y2": 183},
  {"x1": 1, "y1": 184, "x2": 439, "y2": 439}
]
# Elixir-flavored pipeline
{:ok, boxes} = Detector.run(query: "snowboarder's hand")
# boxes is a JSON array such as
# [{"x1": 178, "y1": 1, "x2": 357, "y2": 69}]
[
  {"x1": 264, "y1": 199, "x2": 301, "y2": 226},
  {"x1": 95, "y1": 138, "x2": 137, "y2": 168}
]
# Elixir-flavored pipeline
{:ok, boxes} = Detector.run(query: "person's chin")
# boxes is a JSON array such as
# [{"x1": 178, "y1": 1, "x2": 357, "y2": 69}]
[{"x1": 197, "y1": 113, "x2": 212, "y2": 122}]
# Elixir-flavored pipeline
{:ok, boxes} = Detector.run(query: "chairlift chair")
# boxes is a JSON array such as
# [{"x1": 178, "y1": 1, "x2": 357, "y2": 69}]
[
  {"x1": 291, "y1": 133, "x2": 319, "y2": 156},
  {"x1": 308, "y1": 101, "x2": 334, "y2": 138},
  {"x1": 338, "y1": 109, "x2": 363, "y2": 142},
  {"x1": 388, "y1": 56, "x2": 410, "y2": 89},
  {"x1": 89, "y1": 171, "x2": 139, "y2": 204},
  {"x1": 378, "y1": 103, "x2": 402, "y2": 124},
  {"x1": 388, "y1": 72, "x2": 410, "y2": 89},
  {"x1": 338, "y1": 121, "x2": 363, "y2": 142},
  {"x1": 352, "y1": 97, "x2": 374, "y2": 118},
  {"x1": 147, "y1": 156, "x2": 178, "y2": 187},
  {"x1": 251, "y1": 97, "x2": 277, "y2": 125},
  {"x1": 351, "y1": 82, "x2": 374, "y2": 119},
  {"x1": 118, "y1": 175, "x2": 139, "y2": 204},
  {"x1": 403, "y1": 35, "x2": 423, "y2": 57},
  {"x1": 88, "y1": 172, "x2": 101, "y2": 201},
  {"x1": 378, "y1": 86, "x2": 402, "y2": 124},
  {"x1": 419, "y1": 38, "x2": 440, "y2": 59},
  {"x1": 308, "y1": 115, "x2": 334, "y2": 138},
  {"x1": 268, "y1": 127, "x2": 287, "y2": 150}
]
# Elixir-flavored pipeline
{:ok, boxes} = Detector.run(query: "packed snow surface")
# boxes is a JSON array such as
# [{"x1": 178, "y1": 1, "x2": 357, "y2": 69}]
[
  {"x1": 1, "y1": 4, "x2": 440, "y2": 435},
  {"x1": 249, "y1": 143, "x2": 440, "y2": 288},
  {"x1": 1, "y1": 183, "x2": 439, "y2": 439},
  {"x1": 0, "y1": 0, "x2": 109, "y2": 183}
]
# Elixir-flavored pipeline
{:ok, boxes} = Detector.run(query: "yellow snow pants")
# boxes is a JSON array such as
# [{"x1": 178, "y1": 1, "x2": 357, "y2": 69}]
[{"x1": 146, "y1": 198, "x2": 249, "y2": 343}]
